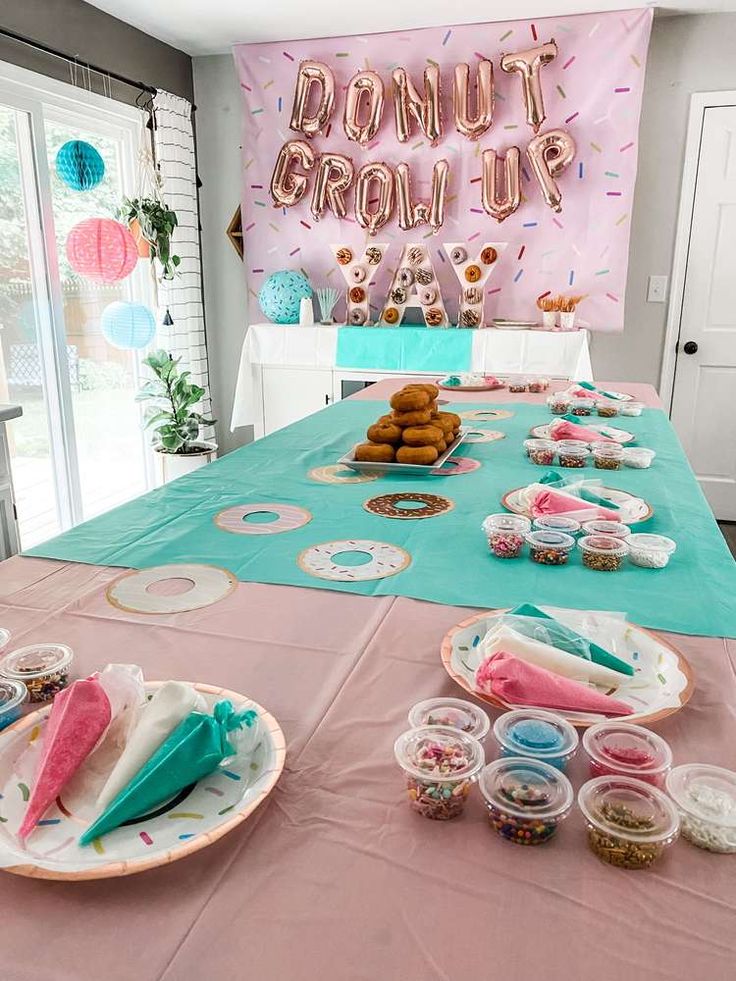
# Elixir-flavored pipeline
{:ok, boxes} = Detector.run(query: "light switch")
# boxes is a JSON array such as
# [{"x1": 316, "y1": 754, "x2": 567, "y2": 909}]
[{"x1": 647, "y1": 275, "x2": 668, "y2": 303}]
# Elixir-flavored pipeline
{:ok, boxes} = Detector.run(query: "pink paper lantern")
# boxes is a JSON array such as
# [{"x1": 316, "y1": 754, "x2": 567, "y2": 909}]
[{"x1": 66, "y1": 218, "x2": 138, "y2": 283}]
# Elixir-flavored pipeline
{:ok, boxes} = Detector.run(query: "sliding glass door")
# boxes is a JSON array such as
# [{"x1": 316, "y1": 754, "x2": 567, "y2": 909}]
[{"x1": 0, "y1": 63, "x2": 156, "y2": 547}]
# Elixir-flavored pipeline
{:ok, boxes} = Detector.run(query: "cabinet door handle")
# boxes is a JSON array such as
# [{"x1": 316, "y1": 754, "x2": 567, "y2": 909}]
[{"x1": 325, "y1": 394, "x2": 332, "y2": 405}]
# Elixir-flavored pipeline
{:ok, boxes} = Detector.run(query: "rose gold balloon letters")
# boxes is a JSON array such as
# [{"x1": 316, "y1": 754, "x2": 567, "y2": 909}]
[
  {"x1": 355, "y1": 161, "x2": 395, "y2": 236},
  {"x1": 270, "y1": 140, "x2": 315, "y2": 208},
  {"x1": 453, "y1": 61, "x2": 494, "y2": 141},
  {"x1": 500, "y1": 40, "x2": 558, "y2": 133},
  {"x1": 391, "y1": 65, "x2": 442, "y2": 146},
  {"x1": 526, "y1": 129, "x2": 576, "y2": 213},
  {"x1": 481, "y1": 148, "x2": 521, "y2": 222},
  {"x1": 343, "y1": 71, "x2": 385, "y2": 147},
  {"x1": 289, "y1": 60, "x2": 335, "y2": 138},
  {"x1": 395, "y1": 159, "x2": 449, "y2": 234},
  {"x1": 310, "y1": 153, "x2": 355, "y2": 221}
]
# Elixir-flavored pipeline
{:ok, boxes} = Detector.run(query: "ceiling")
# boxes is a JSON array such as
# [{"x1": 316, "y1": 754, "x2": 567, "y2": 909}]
[{"x1": 85, "y1": 1, "x2": 733, "y2": 56}]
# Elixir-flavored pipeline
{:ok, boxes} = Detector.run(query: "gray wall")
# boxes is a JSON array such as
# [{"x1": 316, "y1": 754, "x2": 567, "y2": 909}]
[
  {"x1": 0, "y1": 0, "x2": 193, "y2": 101},
  {"x1": 195, "y1": 13, "x2": 736, "y2": 449}
]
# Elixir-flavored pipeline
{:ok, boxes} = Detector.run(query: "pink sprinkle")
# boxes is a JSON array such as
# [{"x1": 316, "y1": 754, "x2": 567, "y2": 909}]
[
  {"x1": 252, "y1": 268, "x2": 264, "y2": 274},
  {"x1": 517, "y1": 245, "x2": 525, "y2": 260},
  {"x1": 245, "y1": 222, "x2": 256, "y2": 232},
  {"x1": 470, "y1": 176, "x2": 482, "y2": 184},
  {"x1": 606, "y1": 292, "x2": 619, "y2": 302},
  {"x1": 565, "y1": 112, "x2": 579, "y2": 124},
  {"x1": 487, "y1": 287, "x2": 502, "y2": 295},
  {"x1": 562, "y1": 56, "x2": 575, "y2": 70},
  {"x1": 470, "y1": 207, "x2": 483, "y2": 214},
  {"x1": 531, "y1": 23, "x2": 538, "y2": 41},
  {"x1": 289, "y1": 247, "x2": 301, "y2": 256},
  {"x1": 468, "y1": 232, "x2": 480, "y2": 242},
  {"x1": 620, "y1": 142, "x2": 634, "y2": 152},
  {"x1": 537, "y1": 290, "x2": 551, "y2": 301},
  {"x1": 299, "y1": 220, "x2": 312, "y2": 230},
  {"x1": 139, "y1": 832, "x2": 153, "y2": 846},
  {"x1": 614, "y1": 87, "x2": 631, "y2": 93},
  {"x1": 241, "y1": 83, "x2": 252, "y2": 93},
  {"x1": 474, "y1": 52, "x2": 486, "y2": 61},
  {"x1": 283, "y1": 51, "x2": 294, "y2": 61},
  {"x1": 553, "y1": 218, "x2": 564, "y2": 229},
  {"x1": 325, "y1": 123, "x2": 332, "y2": 139},
  {"x1": 606, "y1": 191, "x2": 622, "y2": 197},
  {"x1": 250, "y1": 184, "x2": 263, "y2": 189}
]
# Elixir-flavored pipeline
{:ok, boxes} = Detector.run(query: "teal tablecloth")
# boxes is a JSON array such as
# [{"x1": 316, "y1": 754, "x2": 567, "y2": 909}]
[
  {"x1": 336, "y1": 326, "x2": 473, "y2": 372},
  {"x1": 26, "y1": 399, "x2": 736, "y2": 638}
]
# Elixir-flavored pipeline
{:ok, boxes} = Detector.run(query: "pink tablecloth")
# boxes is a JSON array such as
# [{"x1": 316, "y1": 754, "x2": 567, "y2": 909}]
[{"x1": 2, "y1": 380, "x2": 735, "y2": 981}]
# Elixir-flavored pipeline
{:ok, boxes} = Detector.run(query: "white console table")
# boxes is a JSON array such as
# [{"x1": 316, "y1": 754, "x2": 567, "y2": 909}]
[{"x1": 230, "y1": 324, "x2": 593, "y2": 438}]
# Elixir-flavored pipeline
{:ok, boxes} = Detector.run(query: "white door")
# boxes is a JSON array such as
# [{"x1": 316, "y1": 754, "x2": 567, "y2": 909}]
[
  {"x1": 670, "y1": 104, "x2": 736, "y2": 520},
  {"x1": 262, "y1": 367, "x2": 333, "y2": 435}
]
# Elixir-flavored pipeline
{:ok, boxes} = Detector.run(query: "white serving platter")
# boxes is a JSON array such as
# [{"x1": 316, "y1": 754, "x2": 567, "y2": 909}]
[
  {"x1": 531, "y1": 422, "x2": 635, "y2": 444},
  {"x1": 339, "y1": 429, "x2": 469, "y2": 477},
  {"x1": 502, "y1": 485, "x2": 653, "y2": 524}
]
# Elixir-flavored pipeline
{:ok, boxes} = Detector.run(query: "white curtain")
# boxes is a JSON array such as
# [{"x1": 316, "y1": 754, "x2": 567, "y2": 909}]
[{"x1": 152, "y1": 90, "x2": 213, "y2": 436}]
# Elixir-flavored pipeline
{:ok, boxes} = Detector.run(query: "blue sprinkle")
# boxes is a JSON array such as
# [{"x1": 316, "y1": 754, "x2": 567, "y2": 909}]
[
  {"x1": 568, "y1": 269, "x2": 575, "y2": 286},
  {"x1": 578, "y1": 161, "x2": 584, "y2": 179},
  {"x1": 522, "y1": 221, "x2": 538, "y2": 228},
  {"x1": 442, "y1": 29, "x2": 452, "y2": 45},
  {"x1": 221, "y1": 770, "x2": 241, "y2": 781},
  {"x1": 632, "y1": 651, "x2": 639, "y2": 660},
  {"x1": 179, "y1": 833, "x2": 195, "y2": 840},
  {"x1": 472, "y1": 634, "x2": 480, "y2": 647},
  {"x1": 513, "y1": 269, "x2": 524, "y2": 283},
  {"x1": 277, "y1": 96, "x2": 282, "y2": 112},
  {"x1": 38, "y1": 818, "x2": 61, "y2": 826}
]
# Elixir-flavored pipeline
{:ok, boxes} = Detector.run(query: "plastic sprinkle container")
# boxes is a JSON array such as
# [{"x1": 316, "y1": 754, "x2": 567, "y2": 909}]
[
  {"x1": 579, "y1": 535, "x2": 628, "y2": 572},
  {"x1": 557, "y1": 440, "x2": 589, "y2": 468},
  {"x1": 666, "y1": 764, "x2": 736, "y2": 853},
  {"x1": 494, "y1": 709, "x2": 579, "y2": 771},
  {"x1": 528, "y1": 377, "x2": 550, "y2": 394},
  {"x1": 482, "y1": 513, "x2": 531, "y2": 559},
  {"x1": 508, "y1": 378, "x2": 529, "y2": 393},
  {"x1": 0, "y1": 678, "x2": 27, "y2": 730},
  {"x1": 583, "y1": 722, "x2": 672, "y2": 788},
  {"x1": 619, "y1": 401, "x2": 644, "y2": 417},
  {"x1": 578, "y1": 776, "x2": 680, "y2": 869},
  {"x1": 394, "y1": 725, "x2": 485, "y2": 820},
  {"x1": 591, "y1": 442, "x2": 624, "y2": 471},
  {"x1": 0, "y1": 643, "x2": 74, "y2": 702},
  {"x1": 533, "y1": 515, "x2": 581, "y2": 536},
  {"x1": 627, "y1": 534, "x2": 676, "y2": 569},
  {"x1": 596, "y1": 401, "x2": 619, "y2": 418},
  {"x1": 570, "y1": 397, "x2": 595, "y2": 416},
  {"x1": 523, "y1": 438, "x2": 557, "y2": 466},
  {"x1": 479, "y1": 757, "x2": 573, "y2": 845},
  {"x1": 580, "y1": 519, "x2": 631, "y2": 539},
  {"x1": 623, "y1": 447, "x2": 655, "y2": 469},
  {"x1": 408, "y1": 697, "x2": 490, "y2": 741},
  {"x1": 547, "y1": 394, "x2": 572, "y2": 415},
  {"x1": 527, "y1": 530, "x2": 576, "y2": 566}
]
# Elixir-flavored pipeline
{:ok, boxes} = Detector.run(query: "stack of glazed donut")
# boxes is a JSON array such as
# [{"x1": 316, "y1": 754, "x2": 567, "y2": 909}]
[{"x1": 354, "y1": 384, "x2": 462, "y2": 466}]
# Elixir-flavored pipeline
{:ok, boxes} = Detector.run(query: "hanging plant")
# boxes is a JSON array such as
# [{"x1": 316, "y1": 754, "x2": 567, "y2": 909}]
[{"x1": 118, "y1": 197, "x2": 181, "y2": 280}]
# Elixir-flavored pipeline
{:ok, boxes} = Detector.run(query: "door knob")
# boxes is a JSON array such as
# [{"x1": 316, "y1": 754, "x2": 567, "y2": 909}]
[{"x1": 683, "y1": 341, "x2": 698, "y2": 355}]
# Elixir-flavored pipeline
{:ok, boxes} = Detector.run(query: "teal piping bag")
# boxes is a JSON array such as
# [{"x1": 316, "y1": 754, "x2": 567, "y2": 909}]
[{"x1": 80, "y1": 700, "x2": 258, "y2": 845}]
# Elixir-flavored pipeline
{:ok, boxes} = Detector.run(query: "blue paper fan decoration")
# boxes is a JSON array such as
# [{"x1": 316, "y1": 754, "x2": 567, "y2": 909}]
[
  {"x1": 56, "y1": 140, "x2": 105, "y2": 191},
  {"x1": 101, "y1": 302, "x2": 156, "y2": 350},
  {"x1": 259, "y1": 270, "x2": 312, "y2": 324}
]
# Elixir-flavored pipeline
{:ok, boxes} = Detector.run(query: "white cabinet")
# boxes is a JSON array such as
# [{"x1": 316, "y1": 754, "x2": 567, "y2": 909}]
[{"x1": 262, "y1": 367, "x2": 334, "y2": 435}]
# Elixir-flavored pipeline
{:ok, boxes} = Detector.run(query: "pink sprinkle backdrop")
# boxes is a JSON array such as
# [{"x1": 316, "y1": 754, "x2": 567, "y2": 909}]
[{"x1": 234, "y1": 8, "x2": 652, "y2": 331}]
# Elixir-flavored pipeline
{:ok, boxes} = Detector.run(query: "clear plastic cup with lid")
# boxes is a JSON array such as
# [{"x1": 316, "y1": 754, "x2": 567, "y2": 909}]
[
  {"x1": 570, "y1": 397, "x2": 595, "y2": 416},
  {"x1": 591, "y1": 442, "x2": 624, "y2": 471},
  {"x1": 526, "y1": 529, "x2": 576, "y2": 565},
  {"x1": 0, "y1": 643, "x2": 74, "y2": 702},
  {"x1": 479, "y1": 757, "x2": 574, "y2": 845},
  {"x1": 546, "y1": 393, "x2": 572, "y2": 415},
  {"x1": 623, "y1": 447, "x2": 655, "y2": 469},
  {"x1": 596, "y1": 400, "x2": 619, "y2": 418},
  {"x1": 578, "y1": 775, "x2": 680, "y2": 869},
  {"x1": 666, "y1": 764, "x2": 736, "y2": 853},
  {"x1": 482, "y1": 513, "x2": 531, "y2": 559},
  {"x1": 580, "y1": 519, "x2": 630, "y2": 539},
  {"x1": 579, "y1": 534, "x2": 628, "y2": 572},
  {"x1": 0, "y1": 678, "x2": 28, "y2": 730},
  {"x1": 494, "y1": 708, "x2": 579, "y2": 771},
  {"x1": 408, "y1": 697, "x2": 490, "y2": 741},
  {"x1": 523, "y1": 438, "x2": 557, "y2": 466},
  {"x1": 619, "y1": 401, "x2": 644, "y2": 417},
  {"x1": 557, "y1": 440, "x2": 589, "y2": 468},
  {"x1": 626, "y1": 534, "x2": 676, "y2": 569},
  {"x1": 394, "y1": 725, "x2": 485, "y2": 820},
  {"x1": 508, "y1": 376, "x2": 529, "y2": 393},
  {"x1": 533, "y1": 515, "x2": 581, "y2": 536},
  {"x1": 583, "y1": 721, "x2": 672, "y2": 788}
]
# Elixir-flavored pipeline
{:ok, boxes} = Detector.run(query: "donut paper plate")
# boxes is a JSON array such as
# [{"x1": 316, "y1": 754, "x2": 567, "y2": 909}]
[
  {"x1": 440, "y1": 608, "x2": 694, "y2": 728},
  {"x1": 339, "y1": 429, "x2": 469, "y2": 476},
  {"x1": 502, "y1": 486, "x2": 653, "y2": 524},
  {"x1": 530, "y1": 422, "x2": 635, "y2": 444},
  {"x1": 436, "y1": 375, "x2": 504, "y2": 392},
  {"x1": 0, "y1": 682, "x2": 285, "y2": 880}
]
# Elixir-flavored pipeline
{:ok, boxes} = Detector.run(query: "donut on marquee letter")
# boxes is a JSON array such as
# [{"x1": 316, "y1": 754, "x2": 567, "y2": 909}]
[
  {"x1": 442, "y1": 242, "x2": 507, "y2": 328},
  {"x1": 378, "y1": 243, "x2": 448, "y2": 329}
]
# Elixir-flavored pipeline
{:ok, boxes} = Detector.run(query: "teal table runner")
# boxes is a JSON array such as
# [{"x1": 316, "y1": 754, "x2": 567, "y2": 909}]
[
  {"x1": 26, "y1": 399, "x2": 736, "y2": 638},
  {"x1": 335, "y1": 326, "x2": 473, "y2": 373}
]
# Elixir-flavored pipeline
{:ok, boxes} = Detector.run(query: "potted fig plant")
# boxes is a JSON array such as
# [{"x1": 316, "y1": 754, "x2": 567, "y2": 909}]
[
  {"x1": 136, "y1": 349, "x2": 217, "y2": 483},
  {"x1": 119, "y1": 197, "x2": 181, "y2": 280}
]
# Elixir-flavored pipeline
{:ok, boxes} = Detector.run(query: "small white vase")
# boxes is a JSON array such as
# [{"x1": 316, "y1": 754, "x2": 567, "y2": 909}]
[
  {"x1": 542, "y1": 311, "x2": 557, "y2": 330},
  {"x1": 299, "y1": 297, "x2": 315, "y2": 326},
  {"x1": 156, "y1": 441, "x2": 217, "y2": 484},
  {"x1": 559, "y1": 311, "x2": 577, "y2": 332}
]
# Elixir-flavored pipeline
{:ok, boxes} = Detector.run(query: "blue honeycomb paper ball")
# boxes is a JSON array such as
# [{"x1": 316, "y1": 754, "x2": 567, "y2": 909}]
[
  {"x1": 56, "y1": 140, "x2": 105, "y2": 191},
  {"x1": 259, "y1": 270, "x2": 312, "y2": 324},
  {"x1": 101, "y1": 302, "x2": 156, "y2": 350}
]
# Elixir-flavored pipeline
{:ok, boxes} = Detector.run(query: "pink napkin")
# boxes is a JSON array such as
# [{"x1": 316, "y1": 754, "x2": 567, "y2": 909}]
[
  {"x1": 531, "y1": 488, "x2": 620, "y2": 521},
  {"x1": 549, "y1": 419, "x2": 616, "y2": 443},
  {"x1": 475, "y1": 651, "x2": 633, "y2": 716}
]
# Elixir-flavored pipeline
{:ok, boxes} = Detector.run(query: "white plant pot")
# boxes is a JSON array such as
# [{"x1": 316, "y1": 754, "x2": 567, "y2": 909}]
[
  {"x1": 542, "y1": 311, "x2": 557, "y2": 330},
  {"x1": 559, "y1": 311, "x2": 577, "y2": 332},
  {"x1": 155, "y1": 441, "x2": 217, "y2": 484}
]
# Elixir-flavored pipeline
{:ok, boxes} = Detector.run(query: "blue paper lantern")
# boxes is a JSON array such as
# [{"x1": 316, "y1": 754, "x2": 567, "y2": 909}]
[
  {"x1": 259, "y1": 270, "x2": 312, "y2": 324},
  {"x1": 101, "y1": 302, "x2": 156, "y2": 350},
  {"x1": 55, "y1": 140, "x2": 105, "y2": 191}
]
